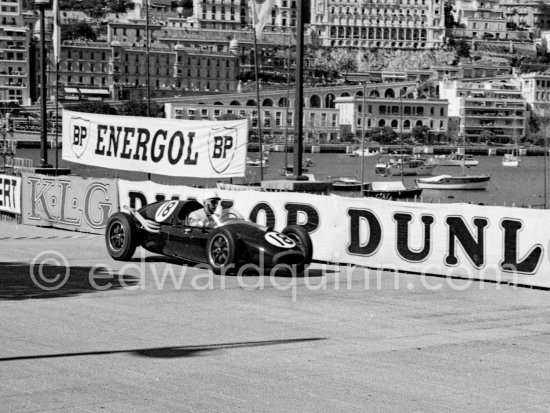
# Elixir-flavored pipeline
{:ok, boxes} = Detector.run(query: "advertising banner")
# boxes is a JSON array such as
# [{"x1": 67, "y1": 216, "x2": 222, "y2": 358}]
[
  {"x1": 62, "y1": 110, "x2": 248, "y2": 178},
  {"x1": 21, "y1": 173, "x2": 118, "y2": 234},
  {"x1": 0, "y1": 174, "x2": 21, "y2": 214},
  {"x1": 118, "y1": 180, "x2": 550, "y2": 288}
]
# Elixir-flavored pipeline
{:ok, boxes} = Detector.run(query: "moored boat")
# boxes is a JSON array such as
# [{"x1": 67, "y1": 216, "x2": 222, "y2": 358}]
[
  {"x1": 502, "y1": 153, "x2": 520, "y2": 167},
  {"x1": 415, "y1": 174, "x2": 491, "y2": 190},
  {"x1": 349, "y1": 147, "x2": 380, "y2": 157},
  {"x1": 375, "y1": 155, "x2": 436, "y2": 177},
  {"x1": 363, "y1": 181, "x2": 423, "y2": 199},
  {"x1": 427, "y1": 153, "x2": 479, "y2": 167},
  {"x1": 331, "y1": 177, "x2": 362, "y2": 191},
  {"x1": 246, "y1": 157, "x2": 269, "y2": 167}
]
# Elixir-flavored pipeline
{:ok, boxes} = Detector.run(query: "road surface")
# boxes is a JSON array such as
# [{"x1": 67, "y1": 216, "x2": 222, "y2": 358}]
[{"x1": 1, "y1": 221, "x2": 550, "y2": 412}]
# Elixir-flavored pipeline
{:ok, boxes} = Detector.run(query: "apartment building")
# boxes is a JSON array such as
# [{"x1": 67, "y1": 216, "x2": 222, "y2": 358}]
[
  {"x1": 0, "y1": 0, "x2": 31, "y2": 104},
  {"x1": 46, "y1": 38, "x2": 239, "y2": 101},
  {"x1": 514, "y1": 71, "x2": 550, "y2": 115},
  {"x1": 310, "y1": 0, "x2": 446, "y2": 49},
  {"x1": 501, "y1": 1, "x2": 550, "y2": 31},
  {"x1": 440, "y1": 79, "x2": 526, "y2": 143},
  {"x1": 190, "y1": 0, "x2": 297, "y2": 33},
  {"x1": 334, "y1": 95, "x2": 448, "y2": 137}
]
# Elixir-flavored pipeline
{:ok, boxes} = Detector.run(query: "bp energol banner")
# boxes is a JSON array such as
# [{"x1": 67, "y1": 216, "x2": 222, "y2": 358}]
[
  {"x1": 62, "y1": 110, "x2": 248, "y2": 178},
  {"x1": 118, "y1": 179, "x2": 550, "y2": 289}
]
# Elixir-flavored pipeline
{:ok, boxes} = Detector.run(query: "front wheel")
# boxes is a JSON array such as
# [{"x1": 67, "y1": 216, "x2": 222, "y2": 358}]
[
  {"x1": 105, "y1": 212, "x2": 138, "y2": 261},
  {"x1": 282, "y1": 225, "x2": 313, "y2": 275},
  {"x1": 207, "y1": 227, "x2": 238, "y2": 275}
]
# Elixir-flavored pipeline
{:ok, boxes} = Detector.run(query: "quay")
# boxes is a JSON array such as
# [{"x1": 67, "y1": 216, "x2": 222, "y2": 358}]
[{"x1": 10, "y1": 131, "x2": 550, "y2": 156}]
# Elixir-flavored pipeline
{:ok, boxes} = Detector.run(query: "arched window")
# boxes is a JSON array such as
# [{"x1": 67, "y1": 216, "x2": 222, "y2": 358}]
[
  {"x1": 385, "y1": 89, "x2": 395, "y2": 98},
  {"x1": 404, "y1": 120, "x2": 411, "y2": 129},
  {"x1": 262, "y1": 98, "x2": 273, "y2": 107},
  {"x1": 246, "y1": 99, "x2": 257, "y2": 106},
  {"x1": 229, "y1": 100, "x2": 241, "y2": 106},
  {"x1": 391, "y1": 119, "x2": 398, "y2": 128},
  {"x1": 325, "y1": 93, "x2": 336, "y2": 108},
  {"x1": 416, "y1": 120, "x2": 423, "y2": 126},
  {"x1": 278, "y1": 97, "x2": 289, "y2": 107},
  {"x1": 310, "y1": 94, "x2": 321, "y2": 108},
  {"x1": 379, "y1": 119, "x2": 386, "y2": 127}
]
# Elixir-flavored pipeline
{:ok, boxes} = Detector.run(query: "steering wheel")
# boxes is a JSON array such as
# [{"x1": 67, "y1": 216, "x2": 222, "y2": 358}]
[{"x1": 220, "y1": 211, "x2": 240, "y2": 220}]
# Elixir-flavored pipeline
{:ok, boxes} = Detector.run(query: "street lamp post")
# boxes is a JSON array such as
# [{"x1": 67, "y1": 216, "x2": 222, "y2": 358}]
[{"x1": 36, "y1": 0, "x2": 51, "y2": 168}]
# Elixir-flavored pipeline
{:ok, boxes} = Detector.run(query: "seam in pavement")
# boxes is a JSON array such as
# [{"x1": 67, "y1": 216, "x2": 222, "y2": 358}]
[{"x1": 0, "y1": 234, "x2": 100, "y2": 241}]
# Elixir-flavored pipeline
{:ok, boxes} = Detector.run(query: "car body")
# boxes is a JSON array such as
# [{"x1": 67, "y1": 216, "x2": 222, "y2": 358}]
[{"x1": 105, "y1": 199, "x2": 313, "y2": 275}]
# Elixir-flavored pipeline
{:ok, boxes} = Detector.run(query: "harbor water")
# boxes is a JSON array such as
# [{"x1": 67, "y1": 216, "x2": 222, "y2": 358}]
[{"x1": 18, "y1": 148, "x2": 550, "y2": 209}]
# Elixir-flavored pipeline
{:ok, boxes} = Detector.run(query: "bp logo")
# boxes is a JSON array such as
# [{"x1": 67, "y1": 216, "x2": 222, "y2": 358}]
[
  {"x1": 69, "y1": 116, "x2": 91, "y2": 158},
  {"x1": 208, "y1": 126, "x2": 238, "y2": 174}
]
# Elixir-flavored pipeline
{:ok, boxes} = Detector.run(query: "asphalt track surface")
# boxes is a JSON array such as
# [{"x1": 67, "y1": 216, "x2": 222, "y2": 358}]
[{"x1": 2, "y1": 222, "x2": 550, "y2": 412}]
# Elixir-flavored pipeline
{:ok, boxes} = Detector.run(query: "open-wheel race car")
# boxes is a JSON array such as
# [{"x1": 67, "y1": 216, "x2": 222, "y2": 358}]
[{"x1": 105, "y1": 199, "x2": 313, "y2": 275}]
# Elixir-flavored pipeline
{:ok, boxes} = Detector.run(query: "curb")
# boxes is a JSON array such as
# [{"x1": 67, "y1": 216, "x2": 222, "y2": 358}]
[{"x1": 0, "y1": 234, "x2": 100, "y2": 241}]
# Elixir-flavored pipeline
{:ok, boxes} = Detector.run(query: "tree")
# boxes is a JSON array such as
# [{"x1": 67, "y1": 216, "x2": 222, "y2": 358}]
[
  {"x1": 367, "y1": 126, "x2": 397, "y2": 144},
  {"x1": 444, "y1": 2, "x2": 457, "y2": 29},
  {"x1": 68, "y1": 101, "x2": 116, "y2": 115},
  {"x1": 331, "y1": 49, "x2": 358, "y2": 81},
  {"x1": 411, "y1": 125, "x2": 431, "y2": 143},
  {"x1": 119, "y1": 100, "x2": 163, "y2": 117},
  {"x1": 62, "y1": 20, "x2": 97, "y2": 41},
  {"x1": 455, "y1": 39, "x2": 471, "y2": 60},
  {"x1": 478, "y1": 129, "x2": 496, "y2": 145},
  {"x1": 107, "y1": 0, "x2": 133, "y2": 14}
]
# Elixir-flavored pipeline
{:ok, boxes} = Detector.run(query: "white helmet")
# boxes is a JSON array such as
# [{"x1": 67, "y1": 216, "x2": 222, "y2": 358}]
[
  {"x1": 203, "y1": 189, "x2": 220, "y2": 203},
  {"x1": 203, "y1": 190, "x2": 221, "y2": 215}
]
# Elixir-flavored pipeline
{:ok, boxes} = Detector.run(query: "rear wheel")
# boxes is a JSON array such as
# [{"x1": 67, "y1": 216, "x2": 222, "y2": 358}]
[
  {"x1": 105, "y1": 212, "x2": 138, "y2": 261},
  {"x1": 282, "y1": 225, "x2": 313, "y2": 275},
  {"x1": 207, "y1": 227, "x2": 238, "y2": 275}
]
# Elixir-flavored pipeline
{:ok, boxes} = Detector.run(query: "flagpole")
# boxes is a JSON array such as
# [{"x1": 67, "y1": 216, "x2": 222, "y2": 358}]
[
  {"x1": 292, "y1": 0, "x2": 306, "y2": 180},
  {"x1": 252, "y1": 11, "x2": 264, "y2": 181},
  {"x1": 55, "y1": 59, "x2": 59, "y2": 174}
]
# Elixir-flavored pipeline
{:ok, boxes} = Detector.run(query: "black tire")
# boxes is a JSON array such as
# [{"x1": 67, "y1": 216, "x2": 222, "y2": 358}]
[
  {"x1": 105, "y1": 212, "x2": 138, "y2": 261},
  {"x1": 207, "y1": 227, "x2": 238, "y2": 275},
  {"x1": 282, "y1": 225, "x2": 313, "y2": 275}
]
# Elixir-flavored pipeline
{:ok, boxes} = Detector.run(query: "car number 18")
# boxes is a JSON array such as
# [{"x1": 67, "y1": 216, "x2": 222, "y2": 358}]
[
  {"x1": 265, "y1": 232, "x2": 296, "y2": 248},
  {"x1": 155, "y1": 201, "x2": 179, "y2": 222}
]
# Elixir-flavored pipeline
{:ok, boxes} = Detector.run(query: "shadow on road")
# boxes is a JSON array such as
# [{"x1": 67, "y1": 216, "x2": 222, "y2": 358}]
[
  {"x1": 0, "y1": 262, "x2": 139, "y2": 300},
  {"x1": 0, "y1": 338, "x2": 326, "y2": 361}
]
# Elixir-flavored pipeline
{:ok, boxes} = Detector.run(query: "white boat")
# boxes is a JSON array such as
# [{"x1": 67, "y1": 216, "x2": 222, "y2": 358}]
[
  {"x1": 502, "y1": 153, "x2": 520, "y2": 167},
  {"x1": 363, "y1": 181, "x2": 423, "y2": 199},
  {"x1": 331, "y1": 177, "x2": 362, "y2": 191},
  {"x1": 349, "y1": 147, "x2": 380, "y2": 157},
  {"x1": 246, "y1": 157, "x2": 269, "y2": 167},
  {"x1": 375, "y1": 155, "x2": 437, "y2": 177},
  {"x1": 428, "y1": 153, "x2": 479, "y2": 167},
  {"x1": 415, "y1": 174, "x2": 490, "y2": 190}
]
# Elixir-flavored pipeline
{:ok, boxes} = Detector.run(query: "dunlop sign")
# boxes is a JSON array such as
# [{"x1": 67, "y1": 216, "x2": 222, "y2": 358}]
[{"x1": 62, "y1": 110, "x2": 248, "y2": 178}]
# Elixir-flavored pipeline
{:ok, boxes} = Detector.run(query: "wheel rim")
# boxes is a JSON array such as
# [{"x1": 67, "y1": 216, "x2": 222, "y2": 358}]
[
  {"x1": 210, "y1": 234, "x2": 230, "y2": 266},
  {"x1": 109, "y1": 222, "x2": 125, "y2": 251}
]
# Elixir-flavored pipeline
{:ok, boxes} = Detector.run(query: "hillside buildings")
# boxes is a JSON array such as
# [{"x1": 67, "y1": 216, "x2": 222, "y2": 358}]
[{"x1": 0, "y1": 0, "x2": 31, "y2": 104}]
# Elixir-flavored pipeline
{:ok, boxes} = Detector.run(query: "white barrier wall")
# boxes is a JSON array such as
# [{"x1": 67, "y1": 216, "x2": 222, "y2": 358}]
[
  {"x1": 118, "y1": 180, "x2": 550, "y2": 288},
  {"x1": 21, "y1": 173, "x2": 119, "y2": 234}
]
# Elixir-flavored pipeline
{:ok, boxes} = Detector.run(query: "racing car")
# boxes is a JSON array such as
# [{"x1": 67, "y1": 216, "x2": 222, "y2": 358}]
[{"x1": 105, "y1": 199, "x2": 313, "y2": 275}]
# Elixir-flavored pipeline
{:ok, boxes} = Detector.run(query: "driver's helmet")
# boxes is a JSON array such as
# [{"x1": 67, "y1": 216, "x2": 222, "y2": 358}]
[{"x1": 202, "y1": 189, "x2": 220, "y2": 215}]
